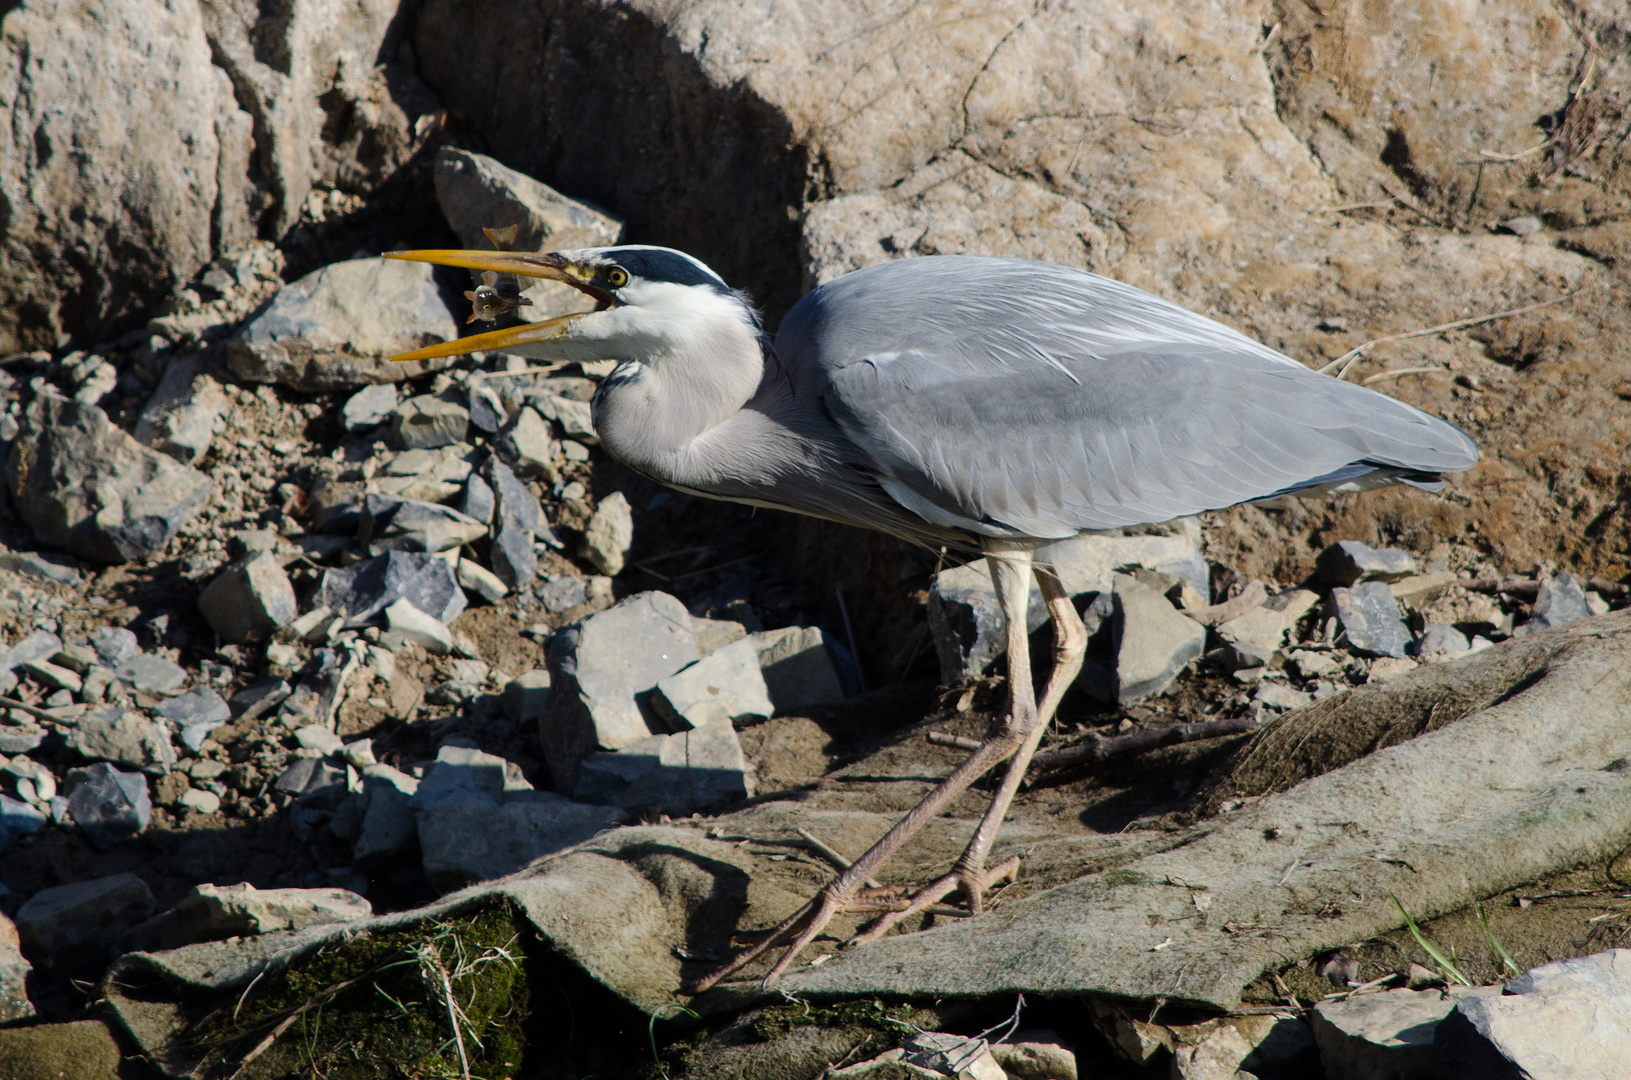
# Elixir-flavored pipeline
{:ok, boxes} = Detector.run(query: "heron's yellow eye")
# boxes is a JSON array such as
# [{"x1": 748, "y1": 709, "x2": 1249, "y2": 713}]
[{"x1": 606, "y1": 267, "x2": 629, "y2": 289}]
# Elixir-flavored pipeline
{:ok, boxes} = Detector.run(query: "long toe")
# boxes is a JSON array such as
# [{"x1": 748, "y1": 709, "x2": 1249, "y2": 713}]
[{"x1": 849, "y1": 856, "x2": 1021, "y2": 947}]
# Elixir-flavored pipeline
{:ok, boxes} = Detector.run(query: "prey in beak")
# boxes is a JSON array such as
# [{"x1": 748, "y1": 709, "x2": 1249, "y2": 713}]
[{"x1": 383, "y1": 249, "x2": 610, "y2": 363}]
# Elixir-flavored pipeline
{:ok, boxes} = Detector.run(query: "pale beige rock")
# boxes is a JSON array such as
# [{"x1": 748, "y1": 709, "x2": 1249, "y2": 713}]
[{"x1": 582, "y1": 492, "x2": 633, "y2": 576}]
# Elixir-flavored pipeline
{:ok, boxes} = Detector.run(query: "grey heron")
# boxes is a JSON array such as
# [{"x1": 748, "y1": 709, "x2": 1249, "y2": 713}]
[{"x1": 385, "y1": 244, "x2": 1479, "y2": 989}]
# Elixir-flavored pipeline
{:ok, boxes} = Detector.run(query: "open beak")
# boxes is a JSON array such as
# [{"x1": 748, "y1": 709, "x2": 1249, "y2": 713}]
[{"x1": 383, "y1": 249, "x2": 598, "y2": 362}]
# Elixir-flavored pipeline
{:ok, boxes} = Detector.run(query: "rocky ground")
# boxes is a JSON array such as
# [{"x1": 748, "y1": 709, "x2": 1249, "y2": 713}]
[{"x1": 2, "y1": 0, "x2": 1631, "y2": 1077}]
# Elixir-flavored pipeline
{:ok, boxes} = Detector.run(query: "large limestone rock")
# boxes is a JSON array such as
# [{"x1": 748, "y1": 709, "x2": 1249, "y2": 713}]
[
  {"x1": 0, "y1": 0, "x2": 223, "y2": 351},
  {"x1": 0, "y1": 0, "x2": 441, "y2": 352},
  {"x1": 7, "y1": 395, "x2": 211, "y2": 564},
  {"x1": 228, "y1": 259, "x2": 460, "y2": 392}
]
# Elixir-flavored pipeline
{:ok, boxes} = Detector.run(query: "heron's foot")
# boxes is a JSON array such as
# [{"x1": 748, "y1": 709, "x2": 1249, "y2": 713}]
[
  {"x1": 687, "y1": 883, "x2": 910, "y2": 992},
  {"x1": 849, "y1": 855, "x2": 1020, "y2": 946}
]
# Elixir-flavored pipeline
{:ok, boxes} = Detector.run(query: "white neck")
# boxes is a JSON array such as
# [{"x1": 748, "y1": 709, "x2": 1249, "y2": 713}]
[{"x1": 583, "y1": 283, "x2": 767, "y2": 485}]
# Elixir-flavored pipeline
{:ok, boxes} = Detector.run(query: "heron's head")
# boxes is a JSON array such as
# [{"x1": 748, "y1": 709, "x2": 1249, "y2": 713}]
[{"x1": 385, "y1": 244, "x2": 761, "y2": 365}]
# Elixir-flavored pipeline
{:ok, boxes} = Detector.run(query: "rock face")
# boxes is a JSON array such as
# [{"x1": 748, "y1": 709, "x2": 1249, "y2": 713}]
[
  {"x1": 0, "y1": 0, "x2": 222, "y2": 351},
  {"x1": 7, "y1": 396, "x2": 211, "y2": 564},
  {"x1": 228, "y1": 260, "x2": 460, "y2": 392}
]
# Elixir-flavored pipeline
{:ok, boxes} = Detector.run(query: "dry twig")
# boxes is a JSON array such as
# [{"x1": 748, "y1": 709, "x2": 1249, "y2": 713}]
[{"x1": 1318, "y1": 292, "x2": 1581, "y2": 380}]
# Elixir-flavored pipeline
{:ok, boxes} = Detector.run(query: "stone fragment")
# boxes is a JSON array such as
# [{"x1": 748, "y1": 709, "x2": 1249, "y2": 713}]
[
  {"x1": 1332, "y1": 582, "x2": 1411, "y2": 658},
  {"x1": 575, "y1": 722, "x2": 754, "y2": 813},
  {"x1": 341, "y1": 383, "x2": 398, "y2": 431},
  {"x1": 417, "y1": 794, "x2": 625, "y2": 886},
  {"x1": 0, "y1": 550, "x2": 81, "y2": 586},
  {"x1": 1170, "y1": 1015, "x2": 1318, "y2": 1080},
  {"x1": 293, "y1": 724, "x2": 345, "y2": 756},
  {"x1": 228, "y1": 259, "x2": 459, "y2": 392},
  {"x1": 1288, "y1": 649, "x2": 1343, "y2": 680},
  {"x1": 1113, "y1": 574, "x2": 1206, "y2": 703},
  {"x1": 274, "y1": 758, "x2": 348, "y2": 809},
  {"x1": 228, "y1": 677, "x2": 290, "y2": 720},
  {"x1": 468, "y1": 382, "x2": 509, "y2": 433},
  {"x1": 65, "y1": 763, "x2": 152, "y2": 847},
  {"x1": 501, "y1": 406, "x2": 556, "y2": 479},
  {"x1": 14, "y1": 873, "x2": 156, "y2": 975},
  {"x1": 654, "y1": 638, "x2": 773, "y2": 729},
  {"x1": 1414, "y1": 624, "x2": 1471, "y2": 660},
  {"x1": 3, "y1": 757, "x2": 55, "y2": 805},
  {"x1": 533, "y1": 392, "x2": 598, "y2": 444},
  {"x1": 1216, "y1": 606, "x2": 1291, "y2": 669},
  {"x1": 929, "y1": 527, "x2": 1205, "y2": 681},
  {"x1": 52, "y1": 643, "x2": 96, "y2": 675},
  {"x1": 501, "y1": 670, "x2": 551, "y2": 723},
  {"x1": 433, "y1": 146, "x2": 622, "y2": 322},
  {"x1": 0, "y1": 728, "x2": 46, "y2": 755},
  {"x1": 456, "y1": 557, "x2": 509, "y2": 603},
  {"x1": 155, "y1": 688, "x2": 232, "y2": 728},
  {"x1": 391, "y1": 393, "x2": 470, "y2": 450},
  {"x1": 362, "y1": 496, "x2": 486, "y2": 555},
  {"x1": 410, "y1": 744, "x2": 526, "y2": 809},
  {"x1": 383, "y1": 598, "x2": 454, "y2": 655},
  {"x1": 486, "y1": 454, "x2": 541, "y2": 534},
  {"x1": 317, "y1": 551, "x2": 467, "y2": 624},
  {"x1": 178, "y1": 788, "x2": 220, "y2": 814},
  {"x1": 349, "y1": 764, "x2": 420, "y2": 868},
  {"x1": 1253, "y1": 681, "x2": 1313, "y2": 711},
  {"x1": 538, "y1": 591, "x2": 700, "y2": 789},
  {"x1": 536, "y1": 574, "x2": 586, "y2": 613},
  {"x1": 66, "y1": 709, "x2": 174, "y2": 775},
  {"x1": 1515, "y1": 573, "x2": 1593, "y2": 636},
  {"x1": 461, "y1": 471, "x2": 495, "y2": 524},
  {"x1": 115, "y1": 653, "x2": 187, "y2": 694},
  {"x1": 489, "y1": 523, "x2": 538, "y2": 590},
  {"x1": 581, "y1": 491, "x2": 633, "y2": 575},
  {"x1": 0, "y1": 909, "x2": 33, "y2": 1023},
  {"x1": 22, "y1": 659, "x2": 81, "y2": 693},
  {"x1": 1316, "y1": 540, "x2": 1419, "y2": 585},
  {"x1": 133, "y1": 883, "x2": 371, "y2": 952},
  {"x1": 197, "y1": 550, "x2": 298, "y2": 642},
  {"x1": 1312, "y1": 985, "x2": 1500, "y2": 1080},
  {"x1": 6, "y1": 396, "x2": 211, "y2": 564},
  {"x1": 900, "y1": 1032, "x2": 1007, "y2": 1080},
  {"x1": 0, "y1": 793, "x2": 47, "y2": 854},
  {"x1": 2, "y1": 631, "x2": 63, "y2": 673},
  {"x1": 1265, "y1": 588, "x2": 1322, "y2": 626},
  {"x1": 1391, "y1": 571, "x2": 1457, "y2": 610},
  {"x1": 133, "y1": 355, "x2": 226, "y2": 464},
  {"x1": 1437, "y1": 949, "x2": 1631, "y2": 1080}
]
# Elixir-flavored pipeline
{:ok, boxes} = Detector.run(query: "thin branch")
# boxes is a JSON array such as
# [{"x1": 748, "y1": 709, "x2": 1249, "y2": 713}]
[
  {"x1": 1318, "y1": 292, "x2": 1580, "y2": 379},
  {"x1": 1024, "y1": 716, "x2": 1264, "y2": 778}
]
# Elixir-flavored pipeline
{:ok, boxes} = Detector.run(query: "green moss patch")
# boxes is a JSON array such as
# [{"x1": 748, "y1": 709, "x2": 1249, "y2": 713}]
[{"x1": 184, "y1": 906, "x2": 529, "y2": 1079}]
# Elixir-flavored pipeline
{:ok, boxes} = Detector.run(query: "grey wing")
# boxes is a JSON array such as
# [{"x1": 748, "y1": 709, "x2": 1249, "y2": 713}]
[{"x1": 782, "y1": 257, "x2": 1478, "y2": 538}]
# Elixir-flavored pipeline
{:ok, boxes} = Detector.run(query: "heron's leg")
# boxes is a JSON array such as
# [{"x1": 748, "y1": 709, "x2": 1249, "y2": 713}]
[
  {"x1": 851, "y1": 564, "x2": 1087, "y2": 942},
  {"x1": 688, "y1": 548, "x2": 1040, "y2": 992}
]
